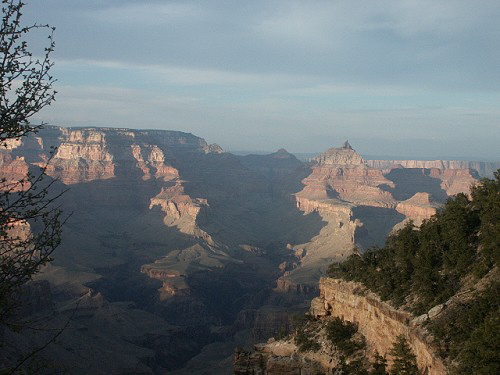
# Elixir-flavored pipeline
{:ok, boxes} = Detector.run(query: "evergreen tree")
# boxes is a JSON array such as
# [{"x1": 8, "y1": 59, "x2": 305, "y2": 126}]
[
  {"x1": 470, "y1": 170, "x2": 500, "y2": 272},
  {"x1": 370, "y1": 352, "x2": 388, "y2": 375},
  {"x1": 455, "y1": 312, "x2": 500, "y2": 375},
  {"x1": 389, "y1": 336, "x2": 419, "y2": 375}
]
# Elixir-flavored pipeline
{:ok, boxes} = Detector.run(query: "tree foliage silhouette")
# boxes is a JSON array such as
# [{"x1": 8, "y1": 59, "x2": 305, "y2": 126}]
[{"x1": 0, "y1": 0, "x2": 63, "y2": 325}]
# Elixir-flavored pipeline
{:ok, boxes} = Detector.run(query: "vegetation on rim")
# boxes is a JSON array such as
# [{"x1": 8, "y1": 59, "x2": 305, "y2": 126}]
[{"x1": 327, "y1": 171, "x2": 500, "y2": 374}]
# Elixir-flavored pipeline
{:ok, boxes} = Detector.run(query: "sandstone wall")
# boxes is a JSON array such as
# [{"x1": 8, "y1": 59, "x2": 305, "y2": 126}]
[
  {"x1": 367, "y1": 159, "x2": 500, "y2": 178},
  {"x1": 312, "y1": 278, "x2": 446, "y2": 374},
  {"x1": 395, "y1": 192, "x2": 438, "y2": 225}
]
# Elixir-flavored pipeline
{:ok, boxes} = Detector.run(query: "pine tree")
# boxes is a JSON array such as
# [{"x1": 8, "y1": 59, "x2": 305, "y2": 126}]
[
  {"x1": 370, "y1": 351, "x2": 388, "y2": 375},
  {"x1": 389, "y1": 336, "x2": 419, "y2": 375}
]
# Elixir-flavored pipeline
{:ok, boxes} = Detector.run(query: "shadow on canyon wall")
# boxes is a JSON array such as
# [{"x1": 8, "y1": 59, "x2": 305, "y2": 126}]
[
  {"x1": 41, "y1": 149, "x2": 327, "y2": 371},
  {"x1": 380, "y1": 168, "x2": 448, "y2": 202},
  {"x1": 353, "y1": 206, "x2": 406, "y2": 250}
]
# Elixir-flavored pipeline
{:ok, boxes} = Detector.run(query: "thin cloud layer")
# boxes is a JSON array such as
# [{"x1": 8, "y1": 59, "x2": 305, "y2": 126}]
[{"x1": 24, "y1": 0, "x2": 500, "y2": 159}]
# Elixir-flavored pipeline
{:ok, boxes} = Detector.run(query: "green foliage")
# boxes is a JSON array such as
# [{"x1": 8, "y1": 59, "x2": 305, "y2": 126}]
[
  {"x1": 455, "y1": 312, "x2": 500, "y2": 375},
  {"x1": 327, "y1": 171, "x2": 500, "y2": 374},
  {"x1": 470, "y1": 170, "x2": 500, "y2": 273},
  {"x1": 291, "y1": 315, "x2": 391, "y2": 375},
  {"x1": 295, "y1": 328, "x2": 321, "y2": 352},
  {"x1": 326, "y1": 317, "x2": 357, "y2": 342},
  {"x1": 327, "y1": 172, "x2": 500, "y2": 313},
  {"x1": 370, "y1": 352, "x2": 388, "y2": 375},
  {"x1": 389, "y1": 336, "x2": 419, "y2": 375},
  {"x1": 325, "y1": 317, "x2": 365, "y2": 356},
  {"x1": 294, "y1": 316, "x2": 321, "y2": 352},
  {"x1": 292, "y1": 312, "x2": 314, "y2": 329},
  {"x1": 427, "y1": 281, "x2": 499, "y2": 370},
  {"x1": 335, "y1": 356, "x2": 370, "y2": 375}
]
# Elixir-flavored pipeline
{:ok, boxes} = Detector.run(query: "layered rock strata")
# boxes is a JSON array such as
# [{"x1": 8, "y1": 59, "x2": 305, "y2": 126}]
[
  {"x1": 3, "y1": 128, "x2": 487, "y2": 374},
  {"x1": 303, "y1": 141, "x2": 395, "y2": 207},
  {"x1": 130, "y1": 144, "x2": 179, "y2": 181},
  {"x1": 43, "y1": 128, "x2": 115, "y2": 184},
  {"x1": 311, "y1": 278, "x2": 446, "y2": 374},
  {"x1": 235, "y1": 278, "x2": 447, "y2": 374},
  {"x1": 280, "y1": 142, "x2": 481, "y2": 301},
  {"x1": 395, "y1": 192, "x2": 439, "y2": 226},
  {"x1": 149, "y1": 182, "x2": 210, "y2": 239},
  {"x1": 367, "y1": 159, "x2": 500, "y2": 178},
  {"x1": 3, "y1": 126, "x2": 220, "y2": 185},
  {"x1": 283, "y1": 143, "x2": 400, "y2": 291},
  {"x1": 0, "y1": 152, "x2": 29, "y2": 190}
]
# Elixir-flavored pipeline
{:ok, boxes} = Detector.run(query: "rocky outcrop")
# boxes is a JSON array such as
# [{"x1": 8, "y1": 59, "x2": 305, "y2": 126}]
[
  {"x1": 289, "y1": 144, "x2": 480, "y2": 280},
  {"x1": 274, "y1": 277, "x2": 320, "y2": 296},
  {"x1": 0, "y1": 152, "x2": 29, "y2": 190},
  {"x1": 6, "y1": 126, "x2": 220, "y2": 185},
  {"x1": 286, "y1": 143, "x2": 400, "y2": 289},
  {"x1": 367, "y1": 159, "x2": 500, "y2": 178},
  {"x1": 396, "y1": 192, "x2": 439, "y2": 225},
  {"x1": 311, "y1": 278, "x2": 447, "y2": 374},
  {"x1": 428, "y1": 168, "x2": 477, "y2": 197},
  {"x1": 149, "y1": 182, "x2": 212, "y2": 241},
  {"x1": 235, "y1": 277, "x2": 447, "y2": 374},
  {"x1": 5, "y1": 128, "x2": 489, "y2": 374},
  {"x1": 141, "y1": 243, "x2": 237, "y2": 299},
  {"x1": 233, "y1": 307, "x2": 296, "y2": 341},
  {"x1": 303, "y1": 142, "x2": 395, "y2": 207},
  {"x1": 234, "y1": 343, "x2": 326, "y2": 375},
  {"x1": 313, "y1": 140, "x2": 363, "y2": 166},
  {"x1": 130, "y1": 144, "x2": 179, "y2": 181},
  {"x1": 43, "y1": 128, "x2": 115, "y2": 184}
]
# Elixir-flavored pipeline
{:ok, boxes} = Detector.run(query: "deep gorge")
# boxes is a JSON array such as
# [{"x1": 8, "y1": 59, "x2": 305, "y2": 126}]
[{"x1": 0, "y1": 126, "x2": 495, "y2": 374}]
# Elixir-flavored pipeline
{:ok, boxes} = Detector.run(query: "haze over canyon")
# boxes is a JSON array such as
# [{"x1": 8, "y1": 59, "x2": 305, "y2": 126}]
[{"x1": 1, "y1": 126, "x2": 496, "y2": 374}]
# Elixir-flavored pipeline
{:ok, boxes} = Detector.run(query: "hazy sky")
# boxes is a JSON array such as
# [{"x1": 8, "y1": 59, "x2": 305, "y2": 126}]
[{"x1": 25, "y1": 0, "x2": 500, "y2": 159}]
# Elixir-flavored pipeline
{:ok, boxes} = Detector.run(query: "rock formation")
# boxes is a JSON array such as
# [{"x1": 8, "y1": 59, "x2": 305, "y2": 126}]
[
  {"x1": 312, "y1": 278, "x2": 446, "y2": 374},
  {"x1": 0, "y1": 152, "x2": 29, "y2": 190},
  {"x1": 2, "y1": 127, "x2": 489, "y2": 374},
  {"x1": 131, "y1": 143, "x2": 179, "y2": 181},
  {"x1": 235, "y1": 278, "x2": 447, "y2": 374},
  {"x1": 395, "y1": 192, "x2": 440, "y2": 226},
  {"x1": 367, "y1": 159, "x2": 499, "y2": 178},
  {"x1": 150, "y1": 182, "x2": 210, "y2": 239},
  {"x1": 42, "y1": 128, "x2": 115, "y2": 184},
  {"x1": 274, "y1": 142, "x2": 483, "y2": 297},
  {"x1": 283, "y1": 143, "x2": 400, "y2": 292}
]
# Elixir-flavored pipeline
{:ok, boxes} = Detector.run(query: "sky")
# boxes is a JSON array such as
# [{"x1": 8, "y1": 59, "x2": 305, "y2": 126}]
[{"x1": 23, "y1": 0, "x2": 500, "y2": 159}]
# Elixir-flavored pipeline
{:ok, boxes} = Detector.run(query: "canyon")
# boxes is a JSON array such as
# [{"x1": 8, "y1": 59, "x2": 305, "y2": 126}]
[{"x1": 0, "y1": 126, "x2": 494, "y2": 374}]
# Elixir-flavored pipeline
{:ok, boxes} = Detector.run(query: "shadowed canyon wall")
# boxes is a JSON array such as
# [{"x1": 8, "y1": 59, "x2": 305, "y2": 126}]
[{"x1": 1, "y1": 127, "x2": 487, "y2": 373}]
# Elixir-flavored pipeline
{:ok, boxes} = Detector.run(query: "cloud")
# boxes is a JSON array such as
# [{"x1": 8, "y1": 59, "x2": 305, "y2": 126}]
[
  {"x1": 22, "y1": 0, "x2": 500, "y2": 158},
  {"x1": 54, "y1": 58, "x2": 314, "y2": 88},
  {"x1": 85, "y1": 2, "x2": 201, "y2": 25}
]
